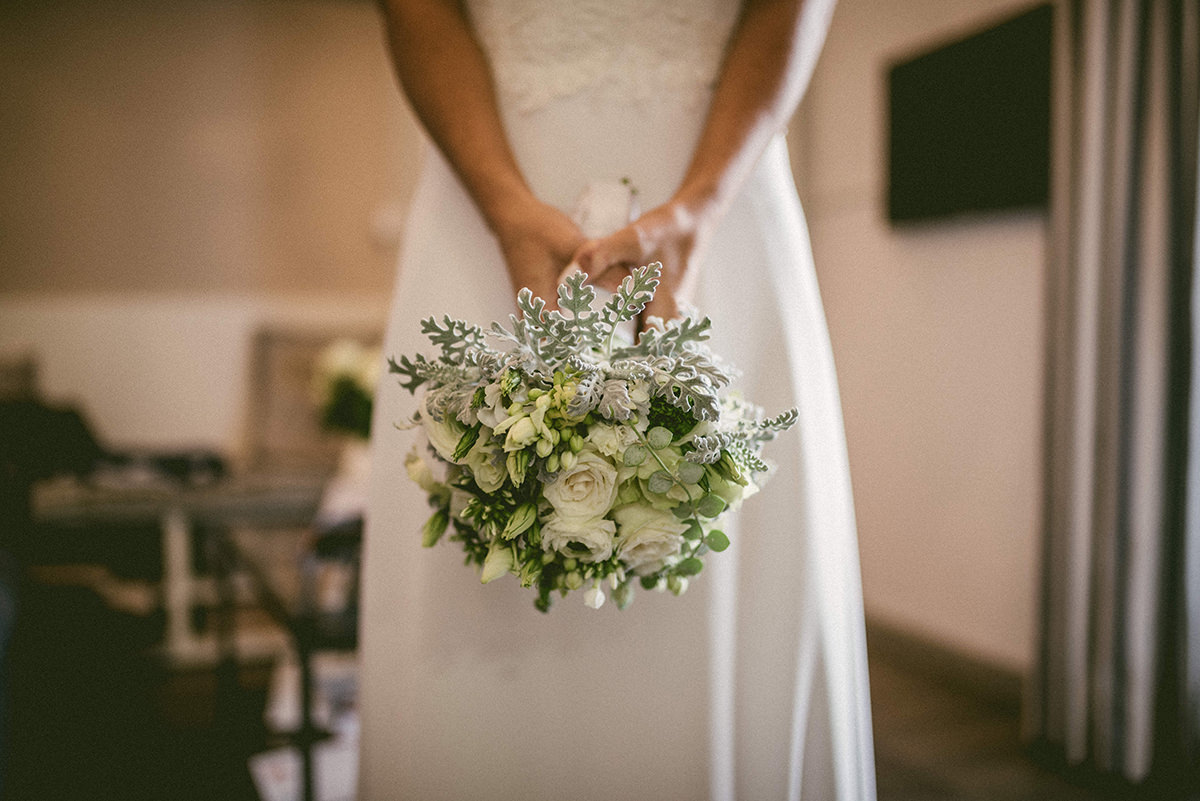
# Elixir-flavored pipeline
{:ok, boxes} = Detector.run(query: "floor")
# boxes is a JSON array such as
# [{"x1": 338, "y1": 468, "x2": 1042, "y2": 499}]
[
  {"x1": 5, "y1": 571, "x2": 1184, "y2": 801},
  {"x1": 870, "y1": 647, "x2": 1104, "y2": 801}
]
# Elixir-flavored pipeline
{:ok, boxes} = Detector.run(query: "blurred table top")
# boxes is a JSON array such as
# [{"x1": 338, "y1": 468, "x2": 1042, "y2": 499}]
[{"x1": 33, "y1": 471, "x2": 327, "y2": 529}]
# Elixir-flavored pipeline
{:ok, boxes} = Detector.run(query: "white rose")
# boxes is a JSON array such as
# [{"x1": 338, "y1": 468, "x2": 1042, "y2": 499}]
[
  {"x1": 587, "y1": 423, "x2": 638, "y2": 458},
  {"x1": 540, "y1": 512, "x2": 616, "y2": 563},
  {"x1": 543, "y1": 450, "x2": 619, "y2": 520},
  {"x1": 613, "y1": 504, "x2": 689, "y2": 575},
  {"x1": 463, "y1": 441, "x2": 506, "y2": 493},
  {"x1": 420, "y1": 393, "x2": 466, "y2": 463}
]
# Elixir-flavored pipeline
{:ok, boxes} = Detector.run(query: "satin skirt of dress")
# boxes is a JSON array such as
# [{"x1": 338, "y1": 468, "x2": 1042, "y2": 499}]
[{"x1": 358, "y1": 85, "x2": 876, "y2": 801}]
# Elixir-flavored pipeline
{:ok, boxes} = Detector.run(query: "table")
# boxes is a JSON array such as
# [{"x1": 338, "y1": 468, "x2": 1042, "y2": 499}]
[{"x1": 33, "y1": 471, "x2": 326, "y2": 664}]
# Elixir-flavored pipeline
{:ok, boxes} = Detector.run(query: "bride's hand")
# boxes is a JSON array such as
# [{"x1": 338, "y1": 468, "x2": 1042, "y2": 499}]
[
  {"x1": 568, "y1": 198, "x2": 716, "y2": 325},
  {"x1": 491, "y1": 197, "x2": 586, "y2": 309}
]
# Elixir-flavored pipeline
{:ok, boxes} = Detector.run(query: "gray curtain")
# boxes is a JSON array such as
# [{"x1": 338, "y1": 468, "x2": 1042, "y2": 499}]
[{"x1": 1028, "y1": 0, "x2": 1199, "y2": 790}]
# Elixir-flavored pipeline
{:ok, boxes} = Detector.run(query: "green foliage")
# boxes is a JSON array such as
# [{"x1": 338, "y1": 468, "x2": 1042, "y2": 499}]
[
  {"x1": 319, "y1": 377, "x2": 373, "y2": 439},
  {"x1": 388, "y1": 354, "x2": 471, "y2": 393},
  {"x1": 625, "y1": 314, "x2": 712, "y2": 357},
  {"x1": 641, "y1": 354, "x2": 723, "y2": 421},
  {"x1": 421, "y1": 316, "x2": 491, "y2": 364},
  {"x1": 705, "y1": 530, "x2": 730, "y2": 552},
  {"x1": 600, "y1": 264, "x2": 659, "y2": 330},
  {"x1": 421, "y1": 509, "x2": 449, "y2": 548},
  {"x1": 452, "y1": 424, "x2": 481, "y2": 461},
  {"x1": 646, "y1": 396, "x2": 698, "y2": 438}
]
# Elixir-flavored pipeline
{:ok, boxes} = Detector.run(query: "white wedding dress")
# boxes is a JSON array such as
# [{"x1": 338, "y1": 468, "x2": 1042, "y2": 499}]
[{"x1": 358, "y1": 1, "x2": 876, "y2": 799}]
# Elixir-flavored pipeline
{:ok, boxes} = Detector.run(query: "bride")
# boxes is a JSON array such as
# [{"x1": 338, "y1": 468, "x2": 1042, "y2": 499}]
[{"x1": 359, "y1": 1, "x2": 876, "y2": 799}]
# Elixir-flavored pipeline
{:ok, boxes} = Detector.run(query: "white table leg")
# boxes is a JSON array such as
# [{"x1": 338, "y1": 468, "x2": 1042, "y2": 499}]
[{"x1": 163, "y1": 505, "x2": 202, "y2": 662}]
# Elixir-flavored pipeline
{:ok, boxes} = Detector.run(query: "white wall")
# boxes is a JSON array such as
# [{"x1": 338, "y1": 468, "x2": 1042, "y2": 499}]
[
  {"x1": 0, "y1": 293, "x2": 388, "y2": 454},
  {"x1": 794, "y1": 0, "x2": 1048, "y2": 671}
]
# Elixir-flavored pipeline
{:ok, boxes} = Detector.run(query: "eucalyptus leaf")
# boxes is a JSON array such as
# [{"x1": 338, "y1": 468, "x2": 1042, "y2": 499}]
[
  {"x1": 676, "y1": 461, "x2": 704, "y2": 485},
  {"x1": 696, "y1": 493, "x2": 727, "y2": 519},
  {"x1": 623, "y1": 444, "x2": 648, "y2": 467},
  {"x1": 647, "y1": 471, "x2": 674, "y2": 495},
  {"x1": 646, "y1": 426, "x2": 673, "y2": 450},
  {"x1": 705, "y1": 530, "x2": 730, "y2": 552}
]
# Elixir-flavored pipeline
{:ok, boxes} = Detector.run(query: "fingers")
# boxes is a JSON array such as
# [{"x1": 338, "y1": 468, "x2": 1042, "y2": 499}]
[
  {"x1": 555, "y1": 260, "x2": 583, "y2": 288},
  {"x1": 571, "y1": 230, "x2": 644, "y2": 292},
  {"x1": 637, "y1": 286, "x2": 680, "y2": 332}
]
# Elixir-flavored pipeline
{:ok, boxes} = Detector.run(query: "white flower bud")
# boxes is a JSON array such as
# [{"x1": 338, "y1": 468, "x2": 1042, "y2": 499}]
[
  {"x1": 480, "y1": 542, "x2": 514, "y2": 584},
  {"x1": 583, "y1": 585, "x2": 606, "y2": 609},
  {"x1": 667, "y1": 575, "x2": 689, "y2": 596},
  {"x1": 404, "y1": 447, "x2": 438, "y2": 493},
  {"x1": 504, "y1": 416, "x2": 539, "y2": 451}
]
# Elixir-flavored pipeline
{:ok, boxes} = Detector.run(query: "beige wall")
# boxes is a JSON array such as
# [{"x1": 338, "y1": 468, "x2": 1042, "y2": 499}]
[
  {"x1": 0, "y1": 0, "x2": 419, "y2": 295},
  {"x1": 0, "y1": 0, "x2": 416, "y2": 455},
  {"x1": 794, "y1": 0, "x2": 1048, "y2": 671}
]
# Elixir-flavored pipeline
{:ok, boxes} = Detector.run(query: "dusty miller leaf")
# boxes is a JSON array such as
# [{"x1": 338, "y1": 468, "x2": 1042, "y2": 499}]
[
  {"x1": 420, "y1": 316, "x2": 490, "y2": 364},
  {"x1": 388, "y1": 355, "x2": 471, "y2": 393},
  {"x1": 602, "y1": 264, "x2": 660, "y2": 330}
]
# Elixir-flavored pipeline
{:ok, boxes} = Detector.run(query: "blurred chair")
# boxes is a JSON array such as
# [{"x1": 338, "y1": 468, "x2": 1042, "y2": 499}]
[{"x1": 0, "y1": 356, "x2": 106, "y2": 800}]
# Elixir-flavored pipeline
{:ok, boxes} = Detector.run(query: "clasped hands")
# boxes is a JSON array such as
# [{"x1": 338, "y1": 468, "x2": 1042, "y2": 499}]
[{"x1": 493, "y1": 194, "x2": 713, "y2": 328}]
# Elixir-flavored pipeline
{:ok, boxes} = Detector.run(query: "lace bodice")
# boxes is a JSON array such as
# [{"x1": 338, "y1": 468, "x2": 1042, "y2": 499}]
[{"x1": 465, "y1": 0, "x2": 741, "y2": 114}]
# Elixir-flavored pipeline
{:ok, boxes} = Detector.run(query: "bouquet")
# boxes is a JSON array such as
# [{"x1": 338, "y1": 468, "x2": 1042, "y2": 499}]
[
  {"x1": 390, "y1": 264, "x2": 796, "y2": 611},
  {"x1": 313, "y1": 339, "x2": 382, "y2": 440}
]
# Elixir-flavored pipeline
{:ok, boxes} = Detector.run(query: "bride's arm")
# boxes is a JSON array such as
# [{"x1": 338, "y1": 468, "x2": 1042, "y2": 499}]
[
  {"x1": 379, "y1": 0, "x2": 583, "y2": 302},
  {"x1": 572, "y1": 0, "x2": 834, "y2": 322}
]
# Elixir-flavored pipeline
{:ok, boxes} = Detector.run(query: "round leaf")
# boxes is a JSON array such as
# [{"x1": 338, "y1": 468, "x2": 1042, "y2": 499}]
[
  {"x1": 647, "y1": 471, "x2": 674, "y2": 495},
  {"x1": 646, "y1": 426, "x2": 673, "y2": 450},
  {"x1": 677, "y1": 557, "x2": 704, "y2": 576},
  {"x1": 705, "y1": 530, "x2": 730, "y2": 552},
  {"x1": 676, "y1": 461, "x2": 704, "y2": 485},
  {"x1": 696, "y1": 493, "x2": 727, "y2": 519},
  {"x1": 623, "y1": 444, "x2": 648, "y2": 467}
]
